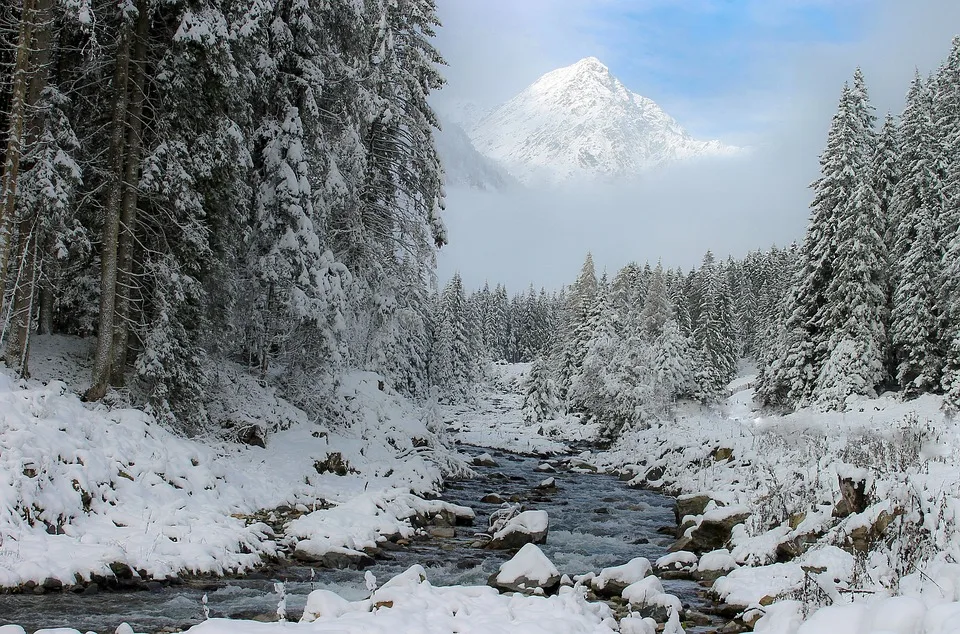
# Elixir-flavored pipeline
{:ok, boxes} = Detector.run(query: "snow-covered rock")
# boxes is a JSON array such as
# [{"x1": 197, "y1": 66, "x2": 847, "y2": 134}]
[
  {"x1": 466, "y1": 57, "x2": 738, "y2": 185},
  {"x1": 589, "y1": 557, "x2": 652, "y2": 597},
  {"x1": 621, "y1": 576, "x2": 682, "y2": 622},
  {"x1": 183, "y1": 565, "x2": 620, "y2": 633},
  {"x1": 472, "y1": 452, "x2": 499, "y2": 467},
  {"x1": 486, "y1": 509, "x2": 550, "y2": 549},
  {"x1": 489, "y1": 543, "x2": 561, "y2": 594}
]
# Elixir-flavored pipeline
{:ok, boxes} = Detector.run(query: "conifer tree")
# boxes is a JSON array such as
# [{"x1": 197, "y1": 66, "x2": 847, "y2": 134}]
[
  {"x1": 522, "y1": 358, "x2": 559, "y2": 423},
  {"x1": 890, "y1": 73, "x2": 943, "y2": 394}
]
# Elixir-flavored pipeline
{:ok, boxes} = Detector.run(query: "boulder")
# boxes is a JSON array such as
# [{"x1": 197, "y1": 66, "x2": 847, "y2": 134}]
[
  {"x1": 486, "y1": 510, "x2": 549, "y2": 550},
  {"x1": 535, "y1": 477, "x2": 557, "y2": 491},
  {"x1": 712, "y1": 447, "x2": 734, "y2": 462},
  {"x1": 481, "y1": 493, "x2": 505, "y2": 504},
  {"x1": 674, "y1": 494, "x2": 713, "y2": 525},
  {"x1": 237, "y1": 424, "x2": 266, "y2": 448},
  {"x1": 590, "y1": 557, "x2": 652, "y2": 597},
  {"x1": 314, "y1": 452, "x2": 354, "y2": 476},
  {"x1": 488, "y1": 543, "x2": 560, "y2": 594},
  {"x1": 685, "y1": 508, "x2": 750, "y2": 553},
  {"x1": 834, "y1": 476, "x2": 868, "y2": 518},
  {"x1": 292, "y1": 544, "x2": 375, "y2": 569},
  {"x1": 472, "y1": 453, "x2": 499, "y2": 467}
]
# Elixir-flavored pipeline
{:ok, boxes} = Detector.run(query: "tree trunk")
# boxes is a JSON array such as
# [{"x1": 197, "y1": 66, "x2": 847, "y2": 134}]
[
  {"x1": 110, "y1": 0, "x2": 150, "y2": 387},
  {"x1": 0, "y1": 0, "x2": 39, "y2": 319},
  {"x1": 85, "y1": 12, "x2": 135, "y2": 401},
  {"x1": 5, "y1": 0, "x2": 54, "y2": 374},
  {"x1": 37, "y1": 280, "x2": 53, "y2": 334}
]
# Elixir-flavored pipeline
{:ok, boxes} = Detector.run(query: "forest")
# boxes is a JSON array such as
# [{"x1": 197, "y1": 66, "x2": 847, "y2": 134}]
[{"x1": 1, "y1": 0, "x2": 446, "y2": 432}]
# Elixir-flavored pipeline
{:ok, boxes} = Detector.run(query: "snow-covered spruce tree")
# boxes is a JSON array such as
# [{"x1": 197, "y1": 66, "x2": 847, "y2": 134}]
[
  {"x1": 816, "y1": 177, "x2": 888, "y2": 407},
  {"x1": 890, "y1": 73, "x2": 943, "y2": 396},
  {"x1": 639, "y1": 262, "x2": 672, "y2": 339},
  {"x1": 555, "y1": 252, "x2": 597, "y2": 401},
  {"x1": 758, "y1": 78, "x2": 881, "y2": 409},
  {"x1": 937, "y1": 37, "x2": 960, "y2": 408},
  {"x1": 430, "y1": 273, "x2": 477, "y2": 400},
  {"x1": 654, "y1": 319, "x2": 695, "y2": 399},
  {"x1": 815, "y1": 72, "x2": 888, "y2": 408},
  {"x1": 345, "y1": 0, "x2": 447, "y2": 398},
  {"x1": 874, "y1": 113, "x2": 902, "y2": 244},
  {"x1": 522, "y1": 357, "x2": 559, "y2": 424},
  {"x1": 692, "y1": 251, "x2": 737, "y2": 402}
]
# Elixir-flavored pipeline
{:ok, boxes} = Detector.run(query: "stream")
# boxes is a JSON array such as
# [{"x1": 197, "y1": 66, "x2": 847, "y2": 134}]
[{"x1": 0, "y1": 447, "x2": 725, "y2": 633}]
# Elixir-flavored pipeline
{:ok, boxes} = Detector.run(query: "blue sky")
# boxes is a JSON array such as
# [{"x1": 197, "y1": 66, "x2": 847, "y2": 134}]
[{"x1": 434, "y1": 0, "x2": 957, "y2": 143}]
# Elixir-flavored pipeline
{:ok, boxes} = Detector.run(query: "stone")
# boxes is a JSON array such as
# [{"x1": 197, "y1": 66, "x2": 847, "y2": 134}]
[
  {"x1": 41, "y1": 577, "x2": 63, "y2": 591},
  {"x1": 109, "y1": 562, "x2": 134, "y2": 580},
  {"x1": 486, "y1": 510, "x2": 549, "y2": 550},
  {"x1": 236, "y1": 424, "x2": 266, "y2": 448},
  {"x1": 834, "y1": 476, "x2": 868, "y2": 518},
  {"x1": 428, "y1": 526, "x2": 456, "y2": 538},
  {"x1": 644, "y1": 465, "x2": 665, "y2": 482},
  {"x1": 472, "y1": 453, "x2": 499, "y2": 467},
  {"x1": 713, "y1": 447, "x2": 734, "y2": 462},
  {"x1": 536, "y1": 477, "x2": 557, "y2": 491},
  {"x1": 685, "y1": 512, "x2": 750, "y2": 553},
  {"x1": 488, "y1": 544, "x2": 560, "y2": 595},
  {"x1": 481, "y1": 493, "x2": 505, "y2": 504},
  {"x1": 292, "y1": 546, "x2": 375, "y2": 569},
  {"x1": 675, "y1": 494, "x2": 713, "y2": 525},
  {"x1": 314, "y1": 453, "x2": 354, "y2": 476}
]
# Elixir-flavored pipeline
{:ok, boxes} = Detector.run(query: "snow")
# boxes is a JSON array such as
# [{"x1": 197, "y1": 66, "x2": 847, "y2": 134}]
[
  {"x1": 0, "y1": 365, "x2": 468, "y2": 589},
  {"x1": 593, "y1": 371, "x2": 960, "y2": 632},
  {"x1": 491, "y1": 510, "x2": 549, "y2": 541},
  {"x1": 495, "y1": 543, "x2": 560, "y2": 586},
  {"x1": 286, "y1": 491, "x2": 473, "y2": 557},
  {"x1": 591, "y1": 557, "x2": 652, "y2": 591},
  {"x1": 655, "y1": 551, "x2": 698, "y2": 570},
  {"x1": 697, "y1": 549, "x2": 737, "y2": 573},
  {"x1": 184, "y1": 565, "x2": 618, "y2": 634},
  {"x1": 620, "y1": 576, "x2": 681, "y2": 612},
  {"x1": 466, "y1": 57, "x2": 739, "y2": 185},
  {"x1": 447, "y1": 363, "x2": 595, "y2": 455}
]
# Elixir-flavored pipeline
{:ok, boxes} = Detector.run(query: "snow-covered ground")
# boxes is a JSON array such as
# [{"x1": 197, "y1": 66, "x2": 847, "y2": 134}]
[
  {"x1": 0, "y1": 337, "x2": 471, "y2": 590},
  {"x1": 445, "y1": 362, "x2": 597, "y2": 455},
  {"x1": 593, "y1": 372, "x2": 960, "y2": 634},
  {"x1": 9, "y1": 354, "x2": 959, "y2": 633}
]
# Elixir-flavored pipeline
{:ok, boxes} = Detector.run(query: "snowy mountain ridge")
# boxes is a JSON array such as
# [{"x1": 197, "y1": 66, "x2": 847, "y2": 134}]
[{"x1": 463, "y1": 57, "x2": 739, "y2": 185}]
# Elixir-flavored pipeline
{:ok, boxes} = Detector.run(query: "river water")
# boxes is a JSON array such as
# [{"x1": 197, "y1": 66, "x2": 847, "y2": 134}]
[{"x1": 0, "y1": 447, "x2": 722, "y2": 633}]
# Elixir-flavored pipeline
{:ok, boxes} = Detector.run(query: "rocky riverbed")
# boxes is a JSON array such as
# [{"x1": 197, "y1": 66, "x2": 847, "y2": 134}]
[{"x1": 0, "y1": 446, "x2": 734, "y2": 633}]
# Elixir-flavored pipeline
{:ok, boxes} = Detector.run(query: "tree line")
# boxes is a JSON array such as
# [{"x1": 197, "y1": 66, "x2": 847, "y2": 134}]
[{"x1": 757, "y1": 38, "x2": 960, "y2": 411}]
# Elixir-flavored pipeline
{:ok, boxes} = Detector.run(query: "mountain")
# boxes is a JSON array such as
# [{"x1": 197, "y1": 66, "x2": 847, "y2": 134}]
[
  {"x1": 466, "y1": 57, "x2": 738, "y2": 184},
  {"x1": 434, "y1": 115, "x2": 515, "y2": 191}
]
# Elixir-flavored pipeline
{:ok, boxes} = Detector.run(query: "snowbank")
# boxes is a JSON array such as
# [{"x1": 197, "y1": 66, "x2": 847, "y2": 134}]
[
  {"x1": 0, "y1": 368, "x2": 468, "y2": 588},
  {"x1": 596, "y1": 374, "x2": 960, "y2": 632},
  {"x1": 185, "y1": 564, "x2": 618, "y2": 634}
]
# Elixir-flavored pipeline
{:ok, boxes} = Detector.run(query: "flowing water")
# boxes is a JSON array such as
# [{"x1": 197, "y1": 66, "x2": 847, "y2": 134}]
[{"x1": 0, "y1": 447, "x2": 724, "y2": 633}]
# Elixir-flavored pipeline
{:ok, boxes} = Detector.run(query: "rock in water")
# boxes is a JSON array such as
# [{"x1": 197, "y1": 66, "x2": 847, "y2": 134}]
[
  {"x1": 485, "y1": 510, "x2": 549, "y2": 549},
  {"x1": 489, "y1": 543, "x2": 560, "y2": 594}
]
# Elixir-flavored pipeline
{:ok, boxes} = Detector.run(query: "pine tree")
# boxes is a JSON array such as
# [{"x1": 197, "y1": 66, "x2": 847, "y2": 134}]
[
  {"x1": 522, "y1": 358, "x2": 559, "y2": 424},
  {"x1": 692, "y1": 252, "x2": 737, "y2": 402},
  {"x1": 890, "y1": 73, "x2": 943, "y2": 395},
  {"x1": 758, "y1": 78, "x2": 880, "y2": 408}
]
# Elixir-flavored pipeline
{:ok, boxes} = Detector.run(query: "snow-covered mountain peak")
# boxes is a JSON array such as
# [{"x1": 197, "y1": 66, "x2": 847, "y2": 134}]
[{"x1": 466, "y1": 58, "x2": 739, "y2": 185}]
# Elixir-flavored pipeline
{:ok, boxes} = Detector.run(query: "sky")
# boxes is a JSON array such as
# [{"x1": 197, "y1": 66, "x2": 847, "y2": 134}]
[{"x1": 433, "y1": 0, "x2": 960, "y2": 292}]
